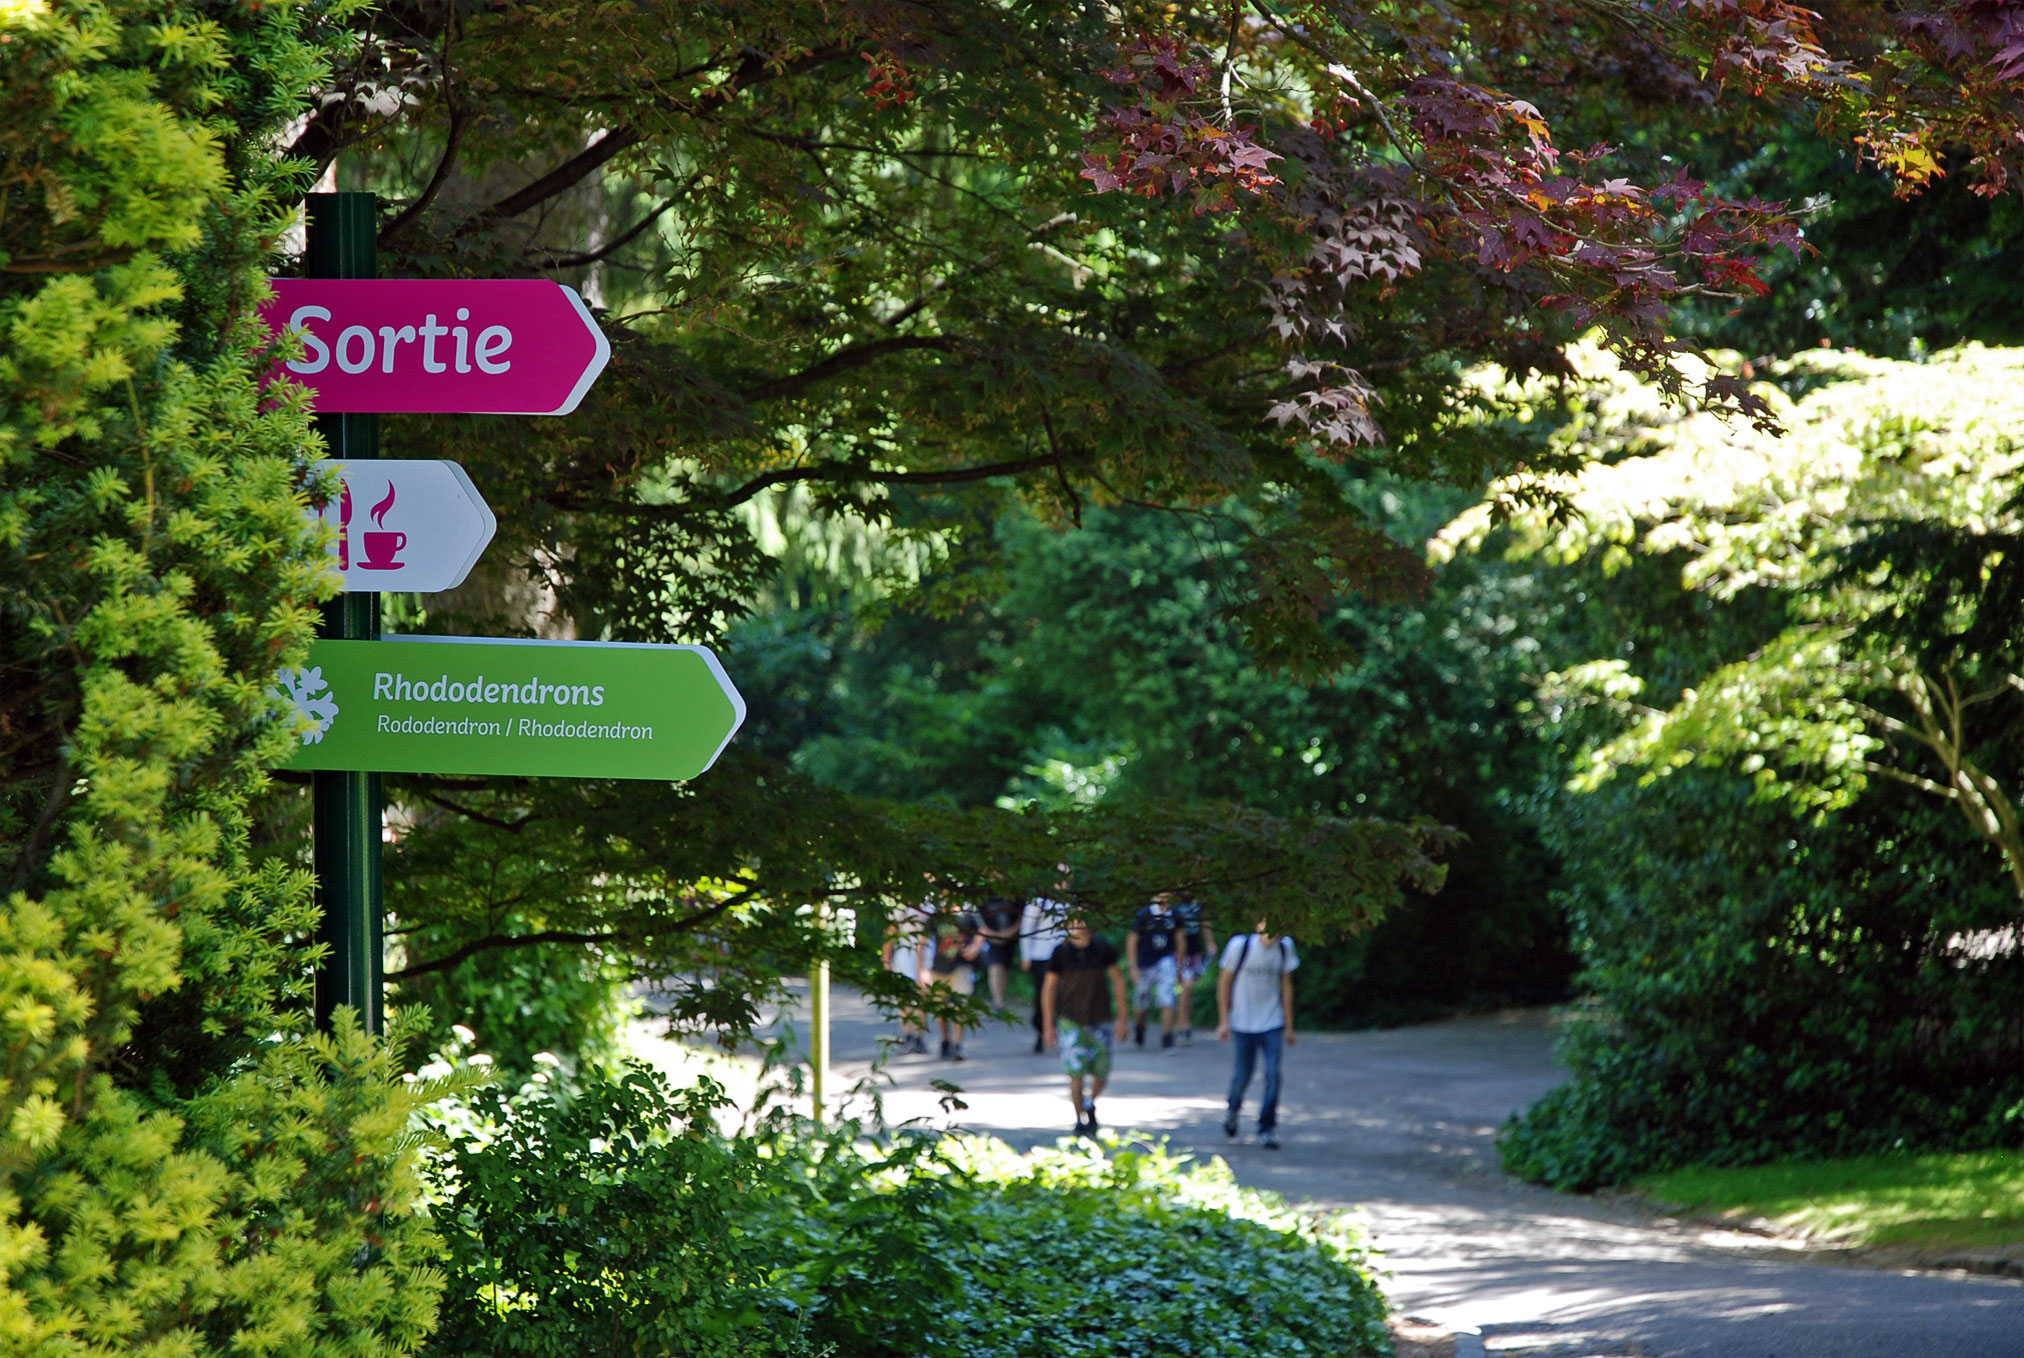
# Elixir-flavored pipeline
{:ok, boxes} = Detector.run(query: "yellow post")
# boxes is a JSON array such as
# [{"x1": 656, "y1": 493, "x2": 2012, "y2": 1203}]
[{"x1": 811, "y1": 903, "x2": 830, "y2": 1124}]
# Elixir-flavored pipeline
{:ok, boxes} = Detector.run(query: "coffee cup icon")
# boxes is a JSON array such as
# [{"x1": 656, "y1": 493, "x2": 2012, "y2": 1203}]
[{"x1": 360, "y1": 530, "x2": 406, "y2": 570}]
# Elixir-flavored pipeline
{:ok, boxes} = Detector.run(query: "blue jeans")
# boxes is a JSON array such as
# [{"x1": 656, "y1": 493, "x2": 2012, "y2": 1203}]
[{"x1": 1226, "y1": 1026, "x2": 1284, "y2": 1131}]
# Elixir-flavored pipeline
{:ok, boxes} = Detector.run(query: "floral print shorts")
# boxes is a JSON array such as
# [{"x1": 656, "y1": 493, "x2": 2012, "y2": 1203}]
[{"x1": 1058, "y1": 1018, "x2": 1113, "y2": 1079}]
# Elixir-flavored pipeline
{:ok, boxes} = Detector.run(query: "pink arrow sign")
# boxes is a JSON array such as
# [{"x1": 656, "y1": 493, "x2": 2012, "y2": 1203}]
[{"x1": 262, "y1": 279, "x2": 610, "y2": 415}]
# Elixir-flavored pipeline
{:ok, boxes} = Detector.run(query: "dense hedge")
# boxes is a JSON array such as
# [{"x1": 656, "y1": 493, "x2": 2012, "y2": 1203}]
[
  {"x1": 422, "y1": 1060, "x2": 1390, "y2": 1358},
  {"x1": 1501, "y1": 770, "x2": 2024, "y2": 1191}
]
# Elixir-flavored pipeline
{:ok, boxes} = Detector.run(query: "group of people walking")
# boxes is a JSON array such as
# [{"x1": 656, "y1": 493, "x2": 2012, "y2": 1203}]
[
  {"x1": 883, "y1": 893, "x2": 1299, "y2": 1147},
  {"x1": 880, "y1": 894, "x2": 1025, "y2": 1060}
]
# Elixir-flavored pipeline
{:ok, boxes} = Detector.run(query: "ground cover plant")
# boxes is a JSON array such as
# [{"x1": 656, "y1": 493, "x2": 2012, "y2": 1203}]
[
  {"x1": 766, "y1": 1135, "x2": 1390, "y2": 1358},
  {"x1": 419, "y1": 1056, "x2": 1389, "y2": 1358},
  {"x1": 1638, "y1": 1150, "x2": 2024, "y2": 1257},
  {"x1": 996, "y1": 1139, "x2": 1383, "y2": 1357}
]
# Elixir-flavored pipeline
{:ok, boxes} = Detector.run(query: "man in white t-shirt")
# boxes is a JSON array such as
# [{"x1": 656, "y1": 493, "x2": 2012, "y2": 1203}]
[
  {"x1": 1020, "y1": 896, "x2": 1067, "y2": 1053},
  {"x1": 1215, "y1": 918, "x2": 1299, "y2": 1149}
]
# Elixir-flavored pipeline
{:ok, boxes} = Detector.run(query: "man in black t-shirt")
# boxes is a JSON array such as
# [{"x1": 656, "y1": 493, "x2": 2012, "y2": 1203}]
[
  {"x1": 976, "y1": 895, "x2": 1021, "y2": 1008},
  {"x1": 1130, "y1": 896, "x2": 1182, "y2": 1049},
  {"x1": 1041, "y1": 917, "x2": 1128, "y2": 1137}
]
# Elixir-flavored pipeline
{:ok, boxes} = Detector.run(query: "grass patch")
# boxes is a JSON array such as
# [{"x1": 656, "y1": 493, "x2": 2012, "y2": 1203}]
[{"x1": 1637, "y1": 1150, "x2": 2024, "y2": 1254}]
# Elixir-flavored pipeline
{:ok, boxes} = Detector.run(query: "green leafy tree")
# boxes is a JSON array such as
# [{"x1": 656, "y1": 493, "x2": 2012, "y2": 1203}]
[
  {"x1": 729, "y1": 492, "x2": 1569, "y2": 1025},
  {"x1": 1439, "y1": 343, "x2": 2024, "y2": 905},
  {"x1": 2, "y1": 3, "x2": 442, "y2": 1351}
]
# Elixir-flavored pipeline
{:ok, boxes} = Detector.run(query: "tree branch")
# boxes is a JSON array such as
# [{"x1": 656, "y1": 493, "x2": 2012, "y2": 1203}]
[
  {"x1": 1860, "y1": 760, "x2": 1959, "y2": 800},
  {"x1": 1848, "y1": 699, "x2": 1924, "y2": 743},
  {"x1": 459, "y1": 46, "x2": 849, "y2": 234},
  {"x1": 380, "y1": 95, "x2": 467, "y2": 246},
  {"x1": 460, "y1": 125, "x2": 647, "y2": 234},
  {"x1": 532, "y1": 196, "x2": 682, "y2": 269},
  {"x1": 1, "y1": 248, "x2": 137, "y2": 275},
  {"x1": 739, "y1": 336, "x2": 959, "y2": 403},
  {"x1": 738, "y1": 128, "x2": 996, "y2": 159},
  {"x1": 389, "y1": 886, "x2": 761, "y2": 979},
  {"x1": 387, "y1": 930, "x2": 627, "y2": 980},
  {"x1": 872, "y1": 213, "x2": 1080, "y2": 330},
  {"x1": 1249, "y1": 0, "x2": 1421, "y2": 170},
  {"x1": 9, "y1": 755, "x2": 73, "y2": 894},
  {"x1": 420, "y1": 790, "x2": 535, "y2": 833},
  {"x1": 1040, "y1": 404, "x2": 1083, "y2": 524},
  {"x1": 286, "y1": 105, "x2": 349, "y2": 179},
  {"x1": 1960, "y1": 674, "x2": 2020, "y2": 708},
  {"x1": 712, "y1": 450, "x2": 1066, "y2": 510}
]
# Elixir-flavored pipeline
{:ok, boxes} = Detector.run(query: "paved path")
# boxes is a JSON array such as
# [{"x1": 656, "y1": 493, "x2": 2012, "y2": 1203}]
[{"x1": 739, "y1": 990, "x2": 2024, "y2": 1358}]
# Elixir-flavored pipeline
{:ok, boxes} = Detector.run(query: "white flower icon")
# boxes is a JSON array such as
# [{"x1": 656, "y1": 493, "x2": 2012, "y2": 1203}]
[{"x1": 274, "y1": 665, "x2": 341, "y2": 744}]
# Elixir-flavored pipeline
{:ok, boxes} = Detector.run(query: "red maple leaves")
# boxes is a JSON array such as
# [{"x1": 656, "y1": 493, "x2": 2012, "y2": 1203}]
[
  {"x1": 1685, "y1": 0, "x2": 2024, "y2": 195},
  {"x1": 862, "y1": 50, "x2": 916, "y2": 111},
  {"x1": 1079, "y1": 29, "x2": 1810, "y2": 451},
  {"x1": 1080, "y1": 38, "x2": 1283, "y2": 213},
  {"x1": 1073, "y1": 7, "x2": 2024, "y2": 456}
]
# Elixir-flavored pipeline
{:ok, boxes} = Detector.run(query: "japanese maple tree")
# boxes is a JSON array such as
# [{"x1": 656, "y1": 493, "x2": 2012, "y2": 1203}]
[{"x1": 274, "y1": 0, "x2": 2024, "y2": 986}]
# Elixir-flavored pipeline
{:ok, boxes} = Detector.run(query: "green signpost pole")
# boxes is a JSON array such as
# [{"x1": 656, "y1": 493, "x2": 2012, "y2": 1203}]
[{"x1": 306, "y1": 192, "x2": 384, "y2": 1036}]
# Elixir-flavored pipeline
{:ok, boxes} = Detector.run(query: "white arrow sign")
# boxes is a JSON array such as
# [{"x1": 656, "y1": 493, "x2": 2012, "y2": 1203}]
[{"x1": 317, "y1": 460, "x2": 497, "y2": 593}]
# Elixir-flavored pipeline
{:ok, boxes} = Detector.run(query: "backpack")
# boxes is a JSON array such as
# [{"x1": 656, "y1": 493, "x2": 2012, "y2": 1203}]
[{"x1": 1228, "y1": 932, "x2": 1289, "y2": 980}]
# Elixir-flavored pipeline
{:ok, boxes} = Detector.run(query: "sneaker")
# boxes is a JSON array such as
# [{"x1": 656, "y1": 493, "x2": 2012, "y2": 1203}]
[
  {"x1": 939, "y1": 1038, "x2": 952, "y2": 1059},
  {"x1": 1084, "y1": 1107, "x2": 1099, "y2": 1136},
  {"x1": 1260, "y1": 1130, "x2": 1279, "y2": 1150},
  {"x1": 1223, "y1": 1111, "x2": 1239, "y2": 1142},
  {"x1": 950, "y1": 1044, "x2": 967, "y2": 1062},
  {"x1": 1161, "y1": 1031, "x2": 1175, "y2": 1049},
  {"x1": 1182, "y1": 1028, "x2": 1194, "y2": 1045},
  {"x1": 1134, "y1": 1016, "x2": 1146, "y2": 1047},
  {"x1": 1033, "y1": 1035, "x2": 1045, "y2": 1054}
]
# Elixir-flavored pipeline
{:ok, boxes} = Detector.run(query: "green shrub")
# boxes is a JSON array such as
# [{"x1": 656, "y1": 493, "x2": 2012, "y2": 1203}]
[
  {"x1": 1501, "y1": 771, "x2": 2024, "y2": 1191},
  {"x1": 423, "y1": 1063, "x2": 795, "y2": 1358},
  {"x1": 2, "y1": 3, "x2": 445, "y2": 1351},
  {"x1": 393, "y1": 920, "x2": 634, "y2": 1082},
  {"x1": 421, "y1": 1060, "x2": 1390, "y2": 1358},
  {"x1": 798, "y1": 1136, "x2": 1391, "y2": 1358}
]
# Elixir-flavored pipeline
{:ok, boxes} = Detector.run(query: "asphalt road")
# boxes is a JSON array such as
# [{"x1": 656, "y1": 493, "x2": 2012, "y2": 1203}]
[{"x1": 758, "y1": 991, "x2": 2024, "y2": 1358}]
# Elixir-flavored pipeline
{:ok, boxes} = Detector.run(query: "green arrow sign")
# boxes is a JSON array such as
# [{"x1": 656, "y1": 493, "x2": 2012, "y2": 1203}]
[{"x1": 277, "y1": 635, "x2": 745, "y2": 780}]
